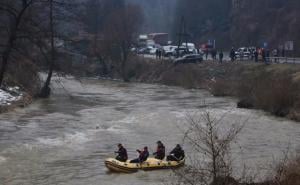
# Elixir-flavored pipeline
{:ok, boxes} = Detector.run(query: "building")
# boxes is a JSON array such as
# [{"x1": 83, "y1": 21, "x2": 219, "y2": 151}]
[{"x1": 148, "y1": 33, "x2": 169, "y2": 46}]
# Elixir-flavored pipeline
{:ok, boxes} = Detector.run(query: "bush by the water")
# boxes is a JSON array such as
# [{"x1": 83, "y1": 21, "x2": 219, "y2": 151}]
[
  {"x1": 237, "y1": 65, "x2": 300, "y2": 119},
  {"x1": 5, "y1": 59, "x2": 40, "y2": 96}
]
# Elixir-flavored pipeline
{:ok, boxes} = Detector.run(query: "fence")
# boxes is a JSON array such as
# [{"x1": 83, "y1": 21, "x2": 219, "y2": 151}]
[{"x1": 267, "y1": 57, "x2": 300, "y2": 64}]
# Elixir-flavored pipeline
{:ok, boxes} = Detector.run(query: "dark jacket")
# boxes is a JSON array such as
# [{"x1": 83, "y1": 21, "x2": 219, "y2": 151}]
[
  {"x1": 170, "y1": 147, "x2": 185, "y2": 160},
  {"x1": 138, "y1": 149, "x2": 149, "y2": 162},
  {"x1": 154, "y1": 144, "x2": 165, "y2": 160},
  {"x1": 230, "y1": 49, "x2": 235, "y2": 59},
  {"x1": 116, "y1": 147, "x2": 128, "y2": 161}
]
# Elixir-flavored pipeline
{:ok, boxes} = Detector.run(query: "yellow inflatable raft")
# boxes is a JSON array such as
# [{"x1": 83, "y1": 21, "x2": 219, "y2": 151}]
[{"x1": 105, "y1": 157, "x2": 185, "y2": 173}]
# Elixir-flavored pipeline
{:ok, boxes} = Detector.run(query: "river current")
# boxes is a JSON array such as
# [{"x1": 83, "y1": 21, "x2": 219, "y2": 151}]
[{"x1": 0, "y1": 77, "x2": 299, "y2": 185}]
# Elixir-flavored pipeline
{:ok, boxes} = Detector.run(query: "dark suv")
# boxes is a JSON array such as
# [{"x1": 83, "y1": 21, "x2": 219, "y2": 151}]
[{"x1": 174, "y1": 54, "x2": 203, "y2": 65}]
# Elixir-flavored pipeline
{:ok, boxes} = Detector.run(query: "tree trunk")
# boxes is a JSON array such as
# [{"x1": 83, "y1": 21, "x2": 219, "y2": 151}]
[
  {"x1": 0, "y1": 1, "x2": 29, "y2": 86},
  {"x1": 121, "y1": 44, "x2": 129, "y2": 82},
  {"x1": 208, "y1": 116, "x2": 218, "y2": 182},
  {"x1": 100, "y1": 57, "x2": 108, "y2": 76},
  {"x1": 0, "y1": 39, "x2": 14, "y2": 87},
  {"x1": 40, "y1": 0, "x2": 54, "y2": 98}
]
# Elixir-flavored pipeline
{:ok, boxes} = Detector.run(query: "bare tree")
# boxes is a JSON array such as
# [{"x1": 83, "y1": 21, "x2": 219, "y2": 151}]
[
  {"x1": 170, "y1": 111, "x2": 244, "y2": 185},
  {"x1": 102, "y1": 3, "x2": 143, "y2": 82},
  {"x1": 39, "y1": 0, "x2": 54, "y2": 98},
  {"x1": 38, "y1": 0, "x2": 80, "y2": 97},
  {"x1": 266, "y1": 148, "x2": 300, "y2": 185},
  {"x1": 0, "y1": 0, "x2": 37, "y2": 87}
]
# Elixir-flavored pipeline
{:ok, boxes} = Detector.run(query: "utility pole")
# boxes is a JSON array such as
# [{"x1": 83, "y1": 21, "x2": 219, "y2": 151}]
[{"x1": 176, "y1": 16, "x2": 189, "y2": 58}]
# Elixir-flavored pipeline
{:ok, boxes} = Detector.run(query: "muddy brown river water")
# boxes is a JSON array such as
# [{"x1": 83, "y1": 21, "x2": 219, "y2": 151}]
[{"x1": 0, "y1": 78, "x2": 300, "y2": 185}]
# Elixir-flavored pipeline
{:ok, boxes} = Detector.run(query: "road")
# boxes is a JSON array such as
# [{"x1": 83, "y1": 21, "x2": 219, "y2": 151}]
[{"x1": 139, "y1": 53, "x2": 300, "y2": 64}]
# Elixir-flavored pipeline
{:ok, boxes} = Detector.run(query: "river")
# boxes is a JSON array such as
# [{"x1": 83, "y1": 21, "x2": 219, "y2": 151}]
[{"x1": 0, "y1": 77, "x2": 300, "y2": 185}]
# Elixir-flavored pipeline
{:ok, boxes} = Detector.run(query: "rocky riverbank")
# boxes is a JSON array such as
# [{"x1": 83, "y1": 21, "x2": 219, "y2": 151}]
[
  {"x1": 0, "y1": 58, "x2": 41, "y2": 114},
  {"x1": 0, "y1": 87, "x2": 32, "y2": 113}
]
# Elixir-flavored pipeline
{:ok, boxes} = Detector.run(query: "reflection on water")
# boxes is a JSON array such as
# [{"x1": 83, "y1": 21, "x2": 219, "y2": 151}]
[{"x1": 0, "y1": 78, "x2": 300, "y2": 185}]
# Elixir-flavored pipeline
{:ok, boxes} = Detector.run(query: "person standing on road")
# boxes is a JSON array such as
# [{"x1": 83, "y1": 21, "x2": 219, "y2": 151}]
[
  {"x1": 281, "y1": 48, "x2": 285, "y2": 57},
  {"x1": 212, "y1": 49, "x2": 217, "y2": 61},
  {"x1": 219, "y1": 51, "x2": 224, "y2": 63},
  {"x1": 205, "y1": 49, "x2": 209, "y2": 60},
  {"x1": 155, "y1": 49, "x2": 159, "y2": 59},
  {"x1": 254, "y1": 48, "x2": 259, "y2": 62},
  {"x1": 266, "y1": 49, "x2": 270, "y2": 63},
  {"x1": 230, "y1": 48, "x2": 235, "y2": 62},
  {"x1": 262, "y1": 48, "x2": 267, "y2": 64},
  {"x1": 158, "y1": 49, "x2": 162, "y2": 60},
  {"x1": 273, "y1": 49, "x2": 279, "y2": 63}
]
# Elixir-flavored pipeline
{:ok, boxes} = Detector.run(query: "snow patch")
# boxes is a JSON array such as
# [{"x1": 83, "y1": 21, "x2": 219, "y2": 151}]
[{"x1": 0, "y1": 87, "x2": 22, "y2": 106}]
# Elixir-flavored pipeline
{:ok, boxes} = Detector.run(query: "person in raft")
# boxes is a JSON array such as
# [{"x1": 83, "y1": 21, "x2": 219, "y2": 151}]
[
  {"x1": 130, "y1": 146, "x2": 149, "y2": 163},
  {"x1": 167, "y1": 144, "x2": 185, "y2": 161},
  {"x1": 115, "y1": 143, "x2": 128, "y2": 162},
  {"x1": 153, "y1": 141, "x2": 165, "y2": 160}
]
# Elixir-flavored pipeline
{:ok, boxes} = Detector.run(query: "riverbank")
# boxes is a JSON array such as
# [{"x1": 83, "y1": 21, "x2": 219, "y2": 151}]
[
  {"x1": 0, "y1": 87, "x2": 32, "y2": 113},
  {"x1": 4, "y1": 54, "x2": 298, "y2": 121},
  {"x1": 0, "y1": 58, "x2": 40, "y2": 114},
  {"x1": 127, "y1": 57, "x2": 300, "y2": 121}
]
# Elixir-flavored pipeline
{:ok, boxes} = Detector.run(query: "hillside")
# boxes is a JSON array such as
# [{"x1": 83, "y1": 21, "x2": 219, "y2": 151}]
[
  {"x1": 126, "y1": 0, "x2": 176, "y2": 33},
  {"x1": 173, "y1": 0, "x2": 300, "y2": 55},
  {"x1": 231, "y1": 0, "x2": 300, "y2": 55}
]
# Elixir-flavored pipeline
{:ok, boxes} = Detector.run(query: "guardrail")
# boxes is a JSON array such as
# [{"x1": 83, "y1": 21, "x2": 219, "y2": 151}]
[{"x1": 267, "y1": 57, "x2": 300, "y2": 64}]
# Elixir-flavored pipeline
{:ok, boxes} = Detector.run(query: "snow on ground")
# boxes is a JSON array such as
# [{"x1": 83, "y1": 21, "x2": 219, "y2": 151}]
[{"x1": 0, "y1": 87, "x2": 22, "y2": 106}]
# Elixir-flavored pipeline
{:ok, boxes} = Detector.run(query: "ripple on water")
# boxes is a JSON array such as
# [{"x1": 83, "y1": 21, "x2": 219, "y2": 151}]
[
  {"x1": 0, "y1": 156, "x2": 7, "y2": 164},
  {"x1": 117, "y1": 115, "x2": 137, "y2": 124},
  {"x1": 37, "y1": 132, "x2": 89, "y2": 148}
]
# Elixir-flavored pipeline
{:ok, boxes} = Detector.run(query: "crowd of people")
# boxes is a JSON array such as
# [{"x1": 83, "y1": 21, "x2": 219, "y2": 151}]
[
  {"x1": 230, "y1": 47, "x2": 284, "y2": 63},
  {"x1": 202, "y1": 47, "x2": 287, "y2": 64},
  {"x1": 155, "y1": 49, "x2": 164, "y2": 59},
  {"x1": 114, "y1": 141, "x2": 185, "y2": 163}
]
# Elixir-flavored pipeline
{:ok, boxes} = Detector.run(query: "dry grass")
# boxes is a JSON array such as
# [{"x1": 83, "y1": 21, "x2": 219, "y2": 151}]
[
  {"x1": 267, "y1": 155, "x2": 300, "y2": 185},
  {"x1": 236, "y1": 64, "x2": 300, "y2": 119}
]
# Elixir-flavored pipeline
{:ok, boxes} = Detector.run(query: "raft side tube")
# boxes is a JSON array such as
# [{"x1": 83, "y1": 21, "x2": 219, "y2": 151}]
[{"x1": 104, "y1": 158, "x2": 185, "y2": 173}]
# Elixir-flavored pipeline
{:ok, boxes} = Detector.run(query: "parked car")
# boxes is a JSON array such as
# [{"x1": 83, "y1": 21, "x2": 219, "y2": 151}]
[
  {"x1": 182, "y1": 43, "x2": 196, "y2": 53},
  {"x1": 173, "y1": 46, "x2": 193, "y2": 57},
  {"x1": 235, "y1": 47, "x2": 252, "y2": 59},
  {"x1": 137, "y1": 47, "x2": 149, "y2": 54},
  {"x1": 163, "y1": 45, "x2": 177, "y2": 57},
  {"x1": 149, "y1": 47, "x2": 158, "y2": 55},
  {"x1": 174, "y1": 54, "x2": 203, "y2": 65},
  {"x1": 137, "y1": 46, "x2": 157, "y2": 55}
]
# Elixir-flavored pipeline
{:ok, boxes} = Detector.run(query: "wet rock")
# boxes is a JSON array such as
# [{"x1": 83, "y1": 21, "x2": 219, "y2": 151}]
[
  {"x1": 237, "y1": 99, "x2": 254, "y2": 109},
  {"x1": 273, "y1": 108, "x2": 289, "y2": 117}
]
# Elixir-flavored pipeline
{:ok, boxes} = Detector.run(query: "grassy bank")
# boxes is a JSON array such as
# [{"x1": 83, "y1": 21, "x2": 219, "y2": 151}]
[{"x1": 128, "y1": 57, "x2": 300, "y2": 121}]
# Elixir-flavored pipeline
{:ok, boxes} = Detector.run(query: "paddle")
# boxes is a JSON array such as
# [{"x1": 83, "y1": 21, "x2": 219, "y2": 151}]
[{"x1": 169, "y1": 153, "x2": 181, "y2": 161}]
